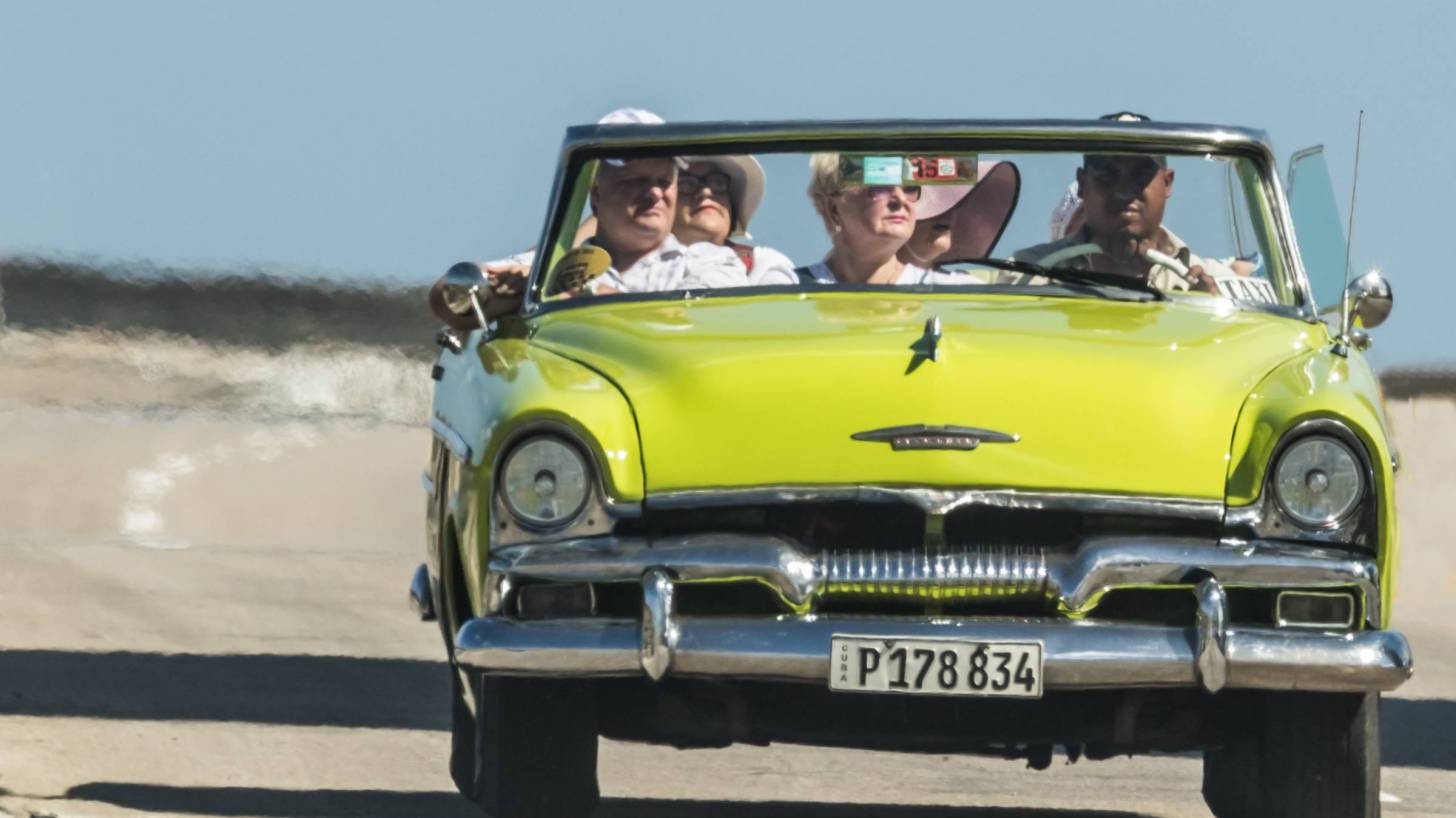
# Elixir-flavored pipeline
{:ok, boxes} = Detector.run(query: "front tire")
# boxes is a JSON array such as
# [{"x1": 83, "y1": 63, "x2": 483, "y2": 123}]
[
  {"x1": 463, "y1": 675, "x2": 600, "y2": 818},
  {"x1": 1203, "y1": 691, "x2": 1380, "y2": 818}
]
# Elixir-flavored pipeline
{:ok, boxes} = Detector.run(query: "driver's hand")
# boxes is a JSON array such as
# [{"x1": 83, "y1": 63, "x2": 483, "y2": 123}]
[
  {"x1": 481, "y1": 262, "x2": 529, "y2": 319},
  {"x1": 483, "y1": 262, "x2": 529, "y2": 296},
  {"x1": 1185, "y1": 264, "x2": 1221, "y2": 295},
  {"x1": 1109, "y1": 237, "x2": 1151, "y2": 267}
]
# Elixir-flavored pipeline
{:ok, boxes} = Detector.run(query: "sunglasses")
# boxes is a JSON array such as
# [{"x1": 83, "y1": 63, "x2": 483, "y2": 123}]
[
  {"x1": 1084, "y1": 158, "x2": 1163, "y2": 189},
  {"x1": 678, "y1": 171, "x2": 732, "y2": 195}
]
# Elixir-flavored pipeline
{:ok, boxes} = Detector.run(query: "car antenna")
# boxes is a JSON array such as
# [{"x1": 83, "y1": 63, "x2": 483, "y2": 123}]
[{"x1": 1340, "y1": 110, "x2": 1365, "y2": 336}]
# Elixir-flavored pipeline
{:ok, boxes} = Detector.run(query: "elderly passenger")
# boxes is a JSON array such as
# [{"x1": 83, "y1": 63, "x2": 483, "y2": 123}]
[
  {"x1": 673, "y1": 155, "x2": 796, "y2": 284},
  {"x1": 800, "y1": 153, "x2": 929, "y2": 284}
]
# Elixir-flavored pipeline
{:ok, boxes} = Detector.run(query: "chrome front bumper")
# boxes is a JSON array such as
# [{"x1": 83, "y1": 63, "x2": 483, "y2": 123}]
[
  {"x1": 436, "y1": 536, "x2": 1413, "y2": 694},
  {"x1": 454, "y1": 606, "x2": 1412, "y2": 694}
]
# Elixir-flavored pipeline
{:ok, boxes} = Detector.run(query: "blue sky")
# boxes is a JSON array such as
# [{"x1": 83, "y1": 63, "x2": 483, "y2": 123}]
[{"x1": 0, "y1": 0, "x2": 1449, "y2": 369}]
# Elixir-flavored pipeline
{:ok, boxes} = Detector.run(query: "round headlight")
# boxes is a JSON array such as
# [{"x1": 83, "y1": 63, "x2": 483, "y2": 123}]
[
  {"x1": 1273, "y1": 436, "x2": 1363, "y2": 528},
  {"x1": 500, "y1": 437, "x2": 590, "y2": 527}
]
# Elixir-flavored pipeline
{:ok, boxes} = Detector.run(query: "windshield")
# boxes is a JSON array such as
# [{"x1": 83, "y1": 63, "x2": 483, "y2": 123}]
[{"x1": 532, "y1": 141, "x2": 1297, "y2": 312}]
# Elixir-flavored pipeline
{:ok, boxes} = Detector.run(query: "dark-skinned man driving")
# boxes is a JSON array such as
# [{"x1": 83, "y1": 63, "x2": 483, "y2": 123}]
[{"x1": 1012, "y1": 112, "x2": 1220, "y2": 295}]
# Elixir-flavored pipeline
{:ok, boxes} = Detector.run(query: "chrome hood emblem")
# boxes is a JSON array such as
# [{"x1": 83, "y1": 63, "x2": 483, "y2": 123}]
[
  {"x1": 906, "y1": 316, "x2": 942, "y2": 373},
  {"x1": 851, "y1": 424, "x2": 1020, "y2": 451}
]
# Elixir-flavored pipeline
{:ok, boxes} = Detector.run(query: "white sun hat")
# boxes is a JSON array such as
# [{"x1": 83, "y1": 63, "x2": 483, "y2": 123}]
[
  {"x1": 595, "y1": 107, "x2": 688, "y2": 170},
  {"x1": 679, "y1": 154, "x2": 767, "y2": 239}
]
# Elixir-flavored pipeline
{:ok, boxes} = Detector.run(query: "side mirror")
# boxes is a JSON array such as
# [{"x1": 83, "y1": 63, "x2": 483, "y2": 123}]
[
  {"x1": 1338, "y1": 271, "x2": 1392, "y2": 352},
  {"x1": 1345, "y1": 270, "x2": 1392, "y2": 328},
  {"x1": 429, "y1": 262, "x2": 490, "y2": 331}
]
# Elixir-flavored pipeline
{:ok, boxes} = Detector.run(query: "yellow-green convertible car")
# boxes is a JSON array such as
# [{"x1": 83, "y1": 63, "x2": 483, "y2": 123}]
[{"x1": 413, "y1": 119, "x2": 1409, "y2": 817}]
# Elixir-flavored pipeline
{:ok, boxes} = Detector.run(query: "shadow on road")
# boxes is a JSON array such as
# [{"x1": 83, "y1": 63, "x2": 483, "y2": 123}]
[
  {"x1": 1382, "y1": 697, "x2": 1456, "y2": 770},
  {"x1": 0, "y1": 649, "x2": 449, "y2": 730},
  {"x1": 62, "y1": 784, "x2": 1154, "y2": 818},
  {"x1": 5, "y1": 650, "x2": 1452, "y2": 771}
]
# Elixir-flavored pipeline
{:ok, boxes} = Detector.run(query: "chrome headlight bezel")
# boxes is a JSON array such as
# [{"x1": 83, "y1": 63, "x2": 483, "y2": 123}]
[
  {"x1": 1271, "y1": 434, "x2": 1366, "y2": 529},
  {"x1": 499, "y1": 435, "x2": 592, "y2": 529},
  {"x1": 490, "y1": 423, "x2": 636, "y2": 546},
  {"x1": 1237, "y1": 418, "x2": 1375, "y2": 546}
]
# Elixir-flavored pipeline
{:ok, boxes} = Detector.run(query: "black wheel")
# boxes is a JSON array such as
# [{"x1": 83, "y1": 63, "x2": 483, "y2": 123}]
[
  {"x1": 1203, "y1": 692, "x2": 1380, "y2": 818},
  {"x1": 437, "y1": 526, "x2": 598, "y2": 816},
  {"x1": 464, "y1": 675, "x2": 600, "y2": 818},
  {"x1": 448, "y1": 663, "x2": 479, "y2": 799}
]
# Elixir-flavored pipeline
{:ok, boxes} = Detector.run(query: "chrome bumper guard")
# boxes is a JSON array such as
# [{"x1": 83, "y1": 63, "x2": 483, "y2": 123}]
[{"x1": 454, "y1": 537, "x2": 1413, "y2": 694}]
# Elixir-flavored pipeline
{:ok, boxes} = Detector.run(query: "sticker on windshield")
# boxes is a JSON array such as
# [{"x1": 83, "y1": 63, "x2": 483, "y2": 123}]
[
  {"x1": 861, "y1": 156, "x2": 904, "y2": 185},
  {"x1": 840, "y1": 155, "x2": 979, "y2": 187}
]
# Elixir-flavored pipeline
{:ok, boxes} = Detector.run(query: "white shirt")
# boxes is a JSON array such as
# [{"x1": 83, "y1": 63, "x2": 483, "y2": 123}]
[
  {"x1": 491, "y1": 237, "x2": 797, "y2": 292},
  {"x1": 741, "y1": 246, "x2": 800, "y2": 286},
  {"x1": 800, "y1": 261, "x2": 982, "y2": 285}
]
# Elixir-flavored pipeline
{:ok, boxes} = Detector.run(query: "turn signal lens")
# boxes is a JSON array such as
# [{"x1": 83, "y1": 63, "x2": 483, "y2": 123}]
[
  {"x1": 1273, "y1": 436, "x2": 1363, "y2": 528},
  {"x1": 501, "y1": 437, "x2": 590, "y2": 527}
]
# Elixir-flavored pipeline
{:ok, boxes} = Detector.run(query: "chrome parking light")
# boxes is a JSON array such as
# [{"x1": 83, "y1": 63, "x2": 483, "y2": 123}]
[{"x1": 1277, "y1": 590, "x2": 1356, "y2": 629}]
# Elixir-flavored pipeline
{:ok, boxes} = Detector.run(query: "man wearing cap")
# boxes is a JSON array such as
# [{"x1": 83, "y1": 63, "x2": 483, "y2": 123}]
[
  {"x1": 1012, "y1": 151, "x2": 1219, "y2": 294},
  {"x1": 1011, "y1": 112, "x2": 1220, "y2": 294}
]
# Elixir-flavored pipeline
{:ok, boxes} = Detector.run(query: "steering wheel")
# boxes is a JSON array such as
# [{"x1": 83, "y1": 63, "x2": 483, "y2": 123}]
[{"x1": 1035, "y1": 242, "x2": 1194, "y2": 287}]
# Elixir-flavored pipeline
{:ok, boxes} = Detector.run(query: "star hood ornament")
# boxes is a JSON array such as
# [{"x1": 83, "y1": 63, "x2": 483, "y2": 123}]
[{"x1": 906, "y1": 316, "x2": 942, "y2": 374}]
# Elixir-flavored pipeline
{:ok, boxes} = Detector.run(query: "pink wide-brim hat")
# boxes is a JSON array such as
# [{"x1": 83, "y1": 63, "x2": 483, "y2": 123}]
[{"x1": 914, "y1": 160, "x2": 1022, "y2": 259}]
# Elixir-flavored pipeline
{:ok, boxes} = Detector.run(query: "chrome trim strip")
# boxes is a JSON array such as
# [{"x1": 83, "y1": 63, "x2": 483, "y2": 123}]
[
  {"x1": 1195, "y1": 578, "x2": 1229, "y2": 693},
  {"x1": 563, "y1": 120, "x2": 1273, "y2": 159},
  {"x1": 454, "y1": 614, "x2": 1412, "y2": 693},
  {"x1": 408, "y1": 563, "x2": 436, "y2": 622},
  {"x1": 487, "y1": 535, "x2": 1381, "y2": 624},
  {"x1": 491, "y1": 535, "x2": 820, "y2": 609},
  {"x1": 640, "y1": 568, "x2": 676, "y2": 681},
  {"x1": 430, "y1": 417, "x2": 471, "y2": 462},
  {"x1": 644, "y1": 486, "x2": 1222, "y2": 520},
  {"x1": 1051, "y1": 537, "x2": 1381, "y2": 624},
  {"x1": 849, "y1": 425, "x2": 1019, "y2": 451}
]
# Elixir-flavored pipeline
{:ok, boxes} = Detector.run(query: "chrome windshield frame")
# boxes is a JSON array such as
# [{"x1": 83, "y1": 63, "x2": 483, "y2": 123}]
[{"x1": 522, "y1": 119, "x2": 1317, "y2": 320}]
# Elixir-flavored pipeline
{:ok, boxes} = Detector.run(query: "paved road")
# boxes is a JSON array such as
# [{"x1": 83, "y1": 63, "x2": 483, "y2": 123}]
[{"x1": 1, "y1": 333, "x2": 1453, "y2": 817}]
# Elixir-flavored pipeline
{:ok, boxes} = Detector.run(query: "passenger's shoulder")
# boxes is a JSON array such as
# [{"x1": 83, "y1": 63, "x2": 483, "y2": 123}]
[{"x1": 752, "y1": 245, "x2": 796, "y2": 269}]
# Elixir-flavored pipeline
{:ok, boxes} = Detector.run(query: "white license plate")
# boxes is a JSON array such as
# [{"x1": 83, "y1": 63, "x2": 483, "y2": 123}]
[{"x1": 829, "y1": 636, "x2": 1043, "y2": 698}]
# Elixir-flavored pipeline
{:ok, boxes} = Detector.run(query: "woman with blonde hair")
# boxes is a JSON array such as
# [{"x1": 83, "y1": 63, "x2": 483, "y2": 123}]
[{"x1": 800, "y1": 153, "x2": 930, "y2": 284}]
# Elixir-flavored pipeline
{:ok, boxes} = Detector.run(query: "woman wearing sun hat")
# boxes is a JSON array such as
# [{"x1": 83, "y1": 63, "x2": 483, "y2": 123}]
[
  {"x1": 897, "y1": 160, "x2": 1021, "y2": 277},
  {"x1": 670, "y1": 153, "x2": 797, "y2": 285}
]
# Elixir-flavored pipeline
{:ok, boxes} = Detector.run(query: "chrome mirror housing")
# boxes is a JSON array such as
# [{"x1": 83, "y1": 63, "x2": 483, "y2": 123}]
[
  {"x1": 1343, "y1": 270, "x2": 1393, "y2": 335},
  {"x1": 430, "y1": 262, "x2": 490, "y2": 330}
]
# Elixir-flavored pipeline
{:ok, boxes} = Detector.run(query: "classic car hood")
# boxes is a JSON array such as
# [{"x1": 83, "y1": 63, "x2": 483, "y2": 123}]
[{"x1": 530, "y1": 293, "x2": 1320, "y2": 501}]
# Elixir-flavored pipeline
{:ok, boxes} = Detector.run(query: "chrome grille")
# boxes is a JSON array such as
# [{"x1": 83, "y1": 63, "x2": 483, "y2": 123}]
[{"x1": 819, "y1": 546, "x2": 1049, "y2": 600}]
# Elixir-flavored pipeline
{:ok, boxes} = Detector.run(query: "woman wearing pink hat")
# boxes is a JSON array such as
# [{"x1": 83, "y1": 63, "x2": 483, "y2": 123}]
[{"x1": 897, "y1": 160, "x2": 1021, "y2": 275}]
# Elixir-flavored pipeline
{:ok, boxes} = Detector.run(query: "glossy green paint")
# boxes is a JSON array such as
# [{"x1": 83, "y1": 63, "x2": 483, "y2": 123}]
[
  {"x1": 455, "y1": 338, "x2": 644, "y2": 614},
  {"x1": 530, "y1": 292, "x2": 1320, "y2": 501},
  {"x1": 1225, "y1": 326, "x2": 1399, "y2": 626}
]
